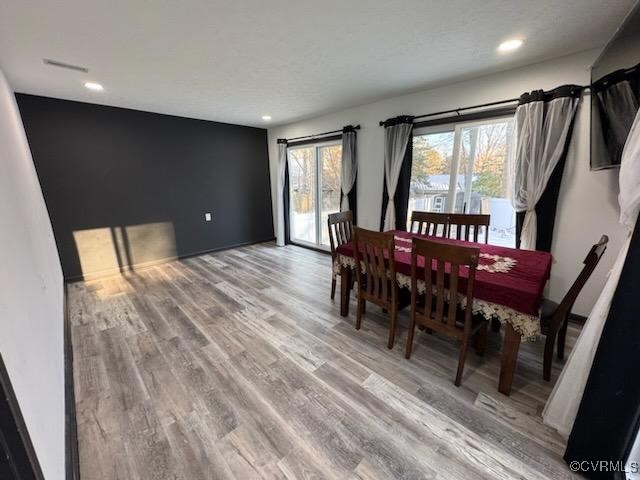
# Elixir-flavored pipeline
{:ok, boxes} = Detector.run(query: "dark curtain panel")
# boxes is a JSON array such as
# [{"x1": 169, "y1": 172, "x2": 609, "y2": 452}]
[
  {"x1": 347, "y1": 186, "x2": 357, "y2": 225},
  {"x1": 380, "y1": 116, "x2": 414, "y2": 231},
  {"x1": 395, "y1": 133, "x2": 413, "y2": 230},
  {"x1": 341, "y1": 125, "x2": 358, "y2": 224},
  {"x1": 564, "y1": 212, "x2": 640, "y2": 479},
  {"x1": 277, "y1": 138, "x2": 290, "y2": 246},
  {"x1": 514, "y1": 85, "x2": 582, "y2": 251},
  {"x1": 380, "y1": 186, "x2": 389, "y2": 231},
  {"x1": 592, "y1": 62, "x2": 640, "y2": 168},
  {"x1": 284, "y1": 160, "x2": 291, "y2": 245}
]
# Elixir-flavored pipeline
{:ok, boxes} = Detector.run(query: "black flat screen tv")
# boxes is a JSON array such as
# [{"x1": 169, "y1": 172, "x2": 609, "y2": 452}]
[{"x1": 591, "y1": 2, "x2": 640, "y2": 170}]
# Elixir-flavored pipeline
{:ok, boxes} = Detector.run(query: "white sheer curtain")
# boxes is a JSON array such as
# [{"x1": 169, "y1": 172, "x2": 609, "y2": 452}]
[
  {"x1": 341, "y1": 129, "x2": 357, "y2": 212},
  {"x1": 543, "y1": 109, "x2": 640, "y2": 437},
  {"x1": 628, "y1": 434, "x2": 640, "y2": 480},
  {"x1": 275, "y1": 140, "x2": 287, "y2": 246},
  {"x1": 512, "y1": 91, "x2": 581, "y2": 249},
  {"x1": 620, "y1": 111, "x2": 640, "y2": 229},
  {"x1": 383, "y1": 122, "x2": 412, "y2": 231}
]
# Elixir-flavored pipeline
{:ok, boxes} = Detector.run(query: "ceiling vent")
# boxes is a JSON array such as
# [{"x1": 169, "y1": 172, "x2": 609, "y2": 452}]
[{"x1": 43, "y1": 59, "x2": 88, "y2": 73}]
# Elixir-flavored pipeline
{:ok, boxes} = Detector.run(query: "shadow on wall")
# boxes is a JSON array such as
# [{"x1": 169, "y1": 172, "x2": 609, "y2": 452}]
[{"x1": 72, "y1": 222, "x2": 177, "y2": 280}]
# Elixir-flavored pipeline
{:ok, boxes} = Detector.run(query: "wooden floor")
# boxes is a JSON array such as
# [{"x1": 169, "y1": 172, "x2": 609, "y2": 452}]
[{"x1": 69, "y1": 242, "x2": 580, "y2": 480}]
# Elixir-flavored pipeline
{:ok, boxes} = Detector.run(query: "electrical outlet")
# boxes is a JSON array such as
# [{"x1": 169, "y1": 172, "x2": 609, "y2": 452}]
[{"x1": 205, "y1": 212, "x2": 212, "y2": 221}]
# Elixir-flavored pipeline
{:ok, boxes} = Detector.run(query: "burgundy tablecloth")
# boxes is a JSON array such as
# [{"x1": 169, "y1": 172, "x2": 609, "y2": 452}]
[{"x1": 336, "y1": 230, "x2": 552, "y2": 317}]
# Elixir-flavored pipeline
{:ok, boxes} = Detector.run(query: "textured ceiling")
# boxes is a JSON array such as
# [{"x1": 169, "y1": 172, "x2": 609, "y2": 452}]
[{"x1": 0, "y1": 0, "x2": 635, "y2": 127}]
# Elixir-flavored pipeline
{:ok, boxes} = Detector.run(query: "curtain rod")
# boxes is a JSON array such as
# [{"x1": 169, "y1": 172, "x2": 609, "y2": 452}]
[
  {"x1": 377, "y1": 98, "x2": 519, "y2": 126},
  {"x1": 378, "y1": 86, "x2": 591, "y2": 126},
  {"x1": 284, "y1": 124, "x2": 360, "y2": 143},
  {"x1": 414, "y1": 98, "x2": 520, "y2": 121}
]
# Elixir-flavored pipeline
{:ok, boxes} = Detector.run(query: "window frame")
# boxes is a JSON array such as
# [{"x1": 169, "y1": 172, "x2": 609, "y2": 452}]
[
  {"x1": 413, "y1": 114, "x2": 514, "y2": 214},
  {"x1": 411, "y1": 113, "x2": 516, "y2": 246}
]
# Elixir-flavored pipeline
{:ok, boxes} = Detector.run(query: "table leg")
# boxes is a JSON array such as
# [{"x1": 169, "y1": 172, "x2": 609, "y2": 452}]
[
  {"x1": 340, "y1": 265, "x2": 352, "y2": 317},
  {"x1": 498, "y1": 323, "x2": 521, "y2": 396},
  {"x1": 491, "y1": 317, "x2": 501, "y2": 332}
]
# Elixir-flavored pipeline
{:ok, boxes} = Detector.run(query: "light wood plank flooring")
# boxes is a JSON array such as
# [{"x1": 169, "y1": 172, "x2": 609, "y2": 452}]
[{"x1": 69, "y1": 242, "x2": 580, "y2": 479}]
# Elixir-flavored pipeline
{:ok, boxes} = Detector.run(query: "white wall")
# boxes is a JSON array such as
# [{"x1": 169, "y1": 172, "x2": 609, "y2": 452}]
[
  {"x1": 0, "y1": 69, "x2": 65, "y2": 479},
  {"x1": 268, "y1": 49, "x2": 627, "y2": 317}
]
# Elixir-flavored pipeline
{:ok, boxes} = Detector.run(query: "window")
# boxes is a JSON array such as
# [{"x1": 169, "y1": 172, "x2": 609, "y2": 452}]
[
  {"x1": 409, "y1": 116, "x2": 516, "y2": 247},
  {"x1": 288, "y1": 141, "x2": 342, "y2": 249}
]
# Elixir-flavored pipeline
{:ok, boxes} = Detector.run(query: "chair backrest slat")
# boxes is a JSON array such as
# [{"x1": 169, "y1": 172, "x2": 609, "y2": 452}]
[
  {"x1": 447, "y1": 263, "x2": 459, "y2": 326},
  {"x1": 328, "y1": 211, "x2": 354, "y2": 257},
  {"x1": 353, "y1": 228, "x2": 396, "y2": 305},
  {"x1": 411, "y1": 238, "x2": 479, "y2": 335},
  {"x1": 448, "y1": 214, "x2": 490, "y2": 244},
  {"x1": 435, "y1": 258, "x2": 446, "y2": 323},
  {"x1": 423, "y1": 254, "x2": 433, "y2": 320},
  {"x1": 410, "y1": 212, "x2": 491, "y2": 244},
  {"x1": 409, "y1": 211, "x2": 449, "y2": 237}
]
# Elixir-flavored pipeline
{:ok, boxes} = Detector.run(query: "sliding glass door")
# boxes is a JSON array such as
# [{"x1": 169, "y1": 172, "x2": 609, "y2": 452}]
[
  {"x1": 409, "y1": 116, "x2": 516, "y2": 246},
  {"x1": 288, "y1": 142, "x2": 342, "y2": 249},
  {"x1": 289, "y1": 146, "x2": 316, "y2": 244}
]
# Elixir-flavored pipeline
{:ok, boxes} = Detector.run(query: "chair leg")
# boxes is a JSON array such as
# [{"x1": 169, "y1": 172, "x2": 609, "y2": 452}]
[
  {"x1": 455, "y1": 338, "x2": 470, "y2": 387},
  {"x1": 356, "y1": 297, "x2": 364, "y2": 330},
  {"x1": 475, "y1": 322, "x2": 488, "y2": 356},
  {"x1": 405, "y1": 319, "x2": 416, "y2": 359},
  {"x1": 543, "y1": 332, "x2": 555, "y2": 382},
  {"x1": 557, "y1": 316, "x2": 569, "y2": 360},
  {"x1": 387, "y1": 303, "x2": 398, "y2": 349},
  {"x1": 330, "y1": 277, "x2": 337, "y2": 300}
]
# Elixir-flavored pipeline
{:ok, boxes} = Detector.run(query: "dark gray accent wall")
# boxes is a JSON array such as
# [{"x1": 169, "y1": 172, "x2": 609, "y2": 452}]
[{"x1": 16, "y1": 94, "x2": 274, "y2": 280}]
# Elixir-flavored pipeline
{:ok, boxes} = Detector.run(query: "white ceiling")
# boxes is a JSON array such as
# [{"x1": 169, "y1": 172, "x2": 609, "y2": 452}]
[{"x1": 0, "y1": 0, "x2": 635, "y2": 127}]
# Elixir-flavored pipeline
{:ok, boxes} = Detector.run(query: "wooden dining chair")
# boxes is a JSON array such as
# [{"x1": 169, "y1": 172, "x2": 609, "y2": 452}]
[
  {"x1": 328, "y1": 211, "x2": 354, "y2": 300},
  {"x1": 409, "y1": 211, "x2": 449, "y2": 236},
  {"x1": 448, "y1": 213, "x2": 491, "y2": 243},
  {"x1": 352, "y1": 227, "x2": 399, "y2": 349},
  {"x1": 405, "y1": 238, "x2": 487, "y2": 386},
  {"x1": 540, "y1": 235, "x2": 609, "y2": 381}
]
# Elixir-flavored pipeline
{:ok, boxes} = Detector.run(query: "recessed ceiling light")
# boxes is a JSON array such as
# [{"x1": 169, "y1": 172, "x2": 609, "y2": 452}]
[
  {"x1": 84, "y1": 82, "x2": 104, "y2": 91},
  {"x1": 498, "y1": 39, "x2": 523, "y2": 53},
  {"x1": 262, "y1": 115, "x2": 272, "y2": 121}
]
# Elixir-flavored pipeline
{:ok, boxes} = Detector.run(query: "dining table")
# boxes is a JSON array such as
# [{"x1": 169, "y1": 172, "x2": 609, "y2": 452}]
[{"x1": 334, "y1": 230, "x2": 553, "y2": 396}]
